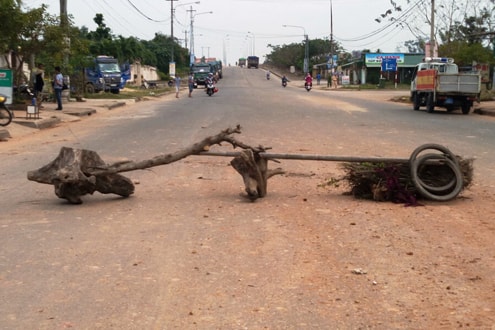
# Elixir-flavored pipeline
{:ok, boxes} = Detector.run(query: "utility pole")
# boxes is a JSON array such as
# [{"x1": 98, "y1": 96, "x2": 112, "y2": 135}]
[
  {"x1": 60, "y1": 0, "x2": 69, "y2": 66},
  {"x1": 304, "y1": 34, "x2": 309, "y2": 74},
  {"x1": 60, "y1": 0, "x2": 68, "y2": 27},
  {"x1": 166, "y1": 0, "x2": 179, "y2": 63},
  {"x1": 329, "y1": 0, "x2": 333, "y2": 74},
  {"x1": 188, "y1": 6, "x2": 196, "y2": 65},
  {"x1": 430, "y1": 0, "x2": 435, "y2": 57}
]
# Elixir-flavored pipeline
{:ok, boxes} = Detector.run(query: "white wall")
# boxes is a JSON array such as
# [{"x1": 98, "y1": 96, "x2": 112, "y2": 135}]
[{"x1": 128, "y1": 64, "x2": 160, "y2": 83}]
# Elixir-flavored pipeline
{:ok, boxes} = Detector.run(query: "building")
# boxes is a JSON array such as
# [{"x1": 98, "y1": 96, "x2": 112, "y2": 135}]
[{"x1": 340, "y1": 53, "x2": 425, "y2": 85}]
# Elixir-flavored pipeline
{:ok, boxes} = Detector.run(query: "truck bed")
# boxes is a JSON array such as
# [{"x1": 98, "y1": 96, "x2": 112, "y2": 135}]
[
  {"x1": 436, "y1": 73, "x2": 481, "y2": 94},
  {"x1": 416, "y1": 69, "x2": 481, "y2": 95}
]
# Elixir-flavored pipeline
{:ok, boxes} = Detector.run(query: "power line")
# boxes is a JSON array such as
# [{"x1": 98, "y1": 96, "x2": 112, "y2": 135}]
[
  {"x1": 125, "y1": 0, "x2": 168, "y2": 22},
  {"x1": 335, "y1": 0, "x2": 423, "y2": 42}
]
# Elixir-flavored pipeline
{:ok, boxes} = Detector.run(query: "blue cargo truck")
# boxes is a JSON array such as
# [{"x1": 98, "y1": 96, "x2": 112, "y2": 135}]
[
  {"x1": 85, "y1": 56, "x2": 123, "y2": 94},
  {"x1": 247, "y1": 56, "x2": 259, "y2": 69}
]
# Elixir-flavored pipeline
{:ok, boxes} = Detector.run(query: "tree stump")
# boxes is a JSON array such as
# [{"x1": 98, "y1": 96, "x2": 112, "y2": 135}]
[
  {"x1": 27, "y1": 147, "x2": 134, "y2": 204},
  {"x1": 231, "y1": 149, "x2": 268, "y2": 200}
]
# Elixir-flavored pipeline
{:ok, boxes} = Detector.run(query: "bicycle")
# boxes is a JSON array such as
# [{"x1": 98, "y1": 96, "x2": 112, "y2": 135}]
[{"x1": 0, "y1": 94, "x2": 13, "y2": 127}]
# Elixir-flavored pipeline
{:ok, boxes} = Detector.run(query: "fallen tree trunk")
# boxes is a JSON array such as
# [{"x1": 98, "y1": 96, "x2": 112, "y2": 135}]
[{"x1": 27, "y1": 125, "x2": 283, "y2": 204}]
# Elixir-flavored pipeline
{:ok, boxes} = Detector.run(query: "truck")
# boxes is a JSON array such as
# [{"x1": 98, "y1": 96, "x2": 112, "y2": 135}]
[
  {"x1": 410, "y1": 57, "x2": 481, "y2": 114},
  {"x1": 210, "y1": 60, "x2": 223, "y2": 79},
  {"x1": 84, "y1": 56, "x2": 123, "y2": 94},
  {"x1": 238, "y1": 58, "x2": 246, "y2": 67},
  {"x1": 191, "y1": 62, "x2": 214, "y2": 87},
  {"x1": 247, "y1": 56, "x2": 259, "y2": 69}
]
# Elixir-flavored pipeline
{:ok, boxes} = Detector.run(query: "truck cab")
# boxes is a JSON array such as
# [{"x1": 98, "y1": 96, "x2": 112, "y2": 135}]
[
  {"x1": 192, "y1": 63, "x2": 214, "y2": 87},
  {"x1": 85, "y1": 56, "x2": 123, "y2": 94}
]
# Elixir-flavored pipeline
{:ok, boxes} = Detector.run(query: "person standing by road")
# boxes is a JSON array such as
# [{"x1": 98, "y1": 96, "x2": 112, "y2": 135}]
[
  {"x1": 331, "y1": 73, "x2": 338, "y2": 89},
  {"x1": 33, "y1": 63, "x2": 45, "y2": 109},
  {"x1": 188, "y1": 72, "x2": 194, "y2": 98},
  {"x1": 53, "y1": 66, "x2": 64, "y2": 110},
  {"x1": 316, "y1": 72, "x2": 321, "y2": 85},
  {"x1": 175, "y1": 75, "x2": 181, "y2": 98}
]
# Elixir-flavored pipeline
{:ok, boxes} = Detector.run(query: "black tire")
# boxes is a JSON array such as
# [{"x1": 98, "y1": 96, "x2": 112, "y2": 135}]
[
  {"x1": 111, "y1": 89, "x2": 120, "y2": 94},
  {"x1": 85, "y1": 83, "x2": 95, "y2": 94},
  {"x1": 207, "y1": 89, "x2": 213, "y2": 96},
  {"x1": 426, "y1": 93, "x2": 434, "y2": 113},
  {"x1": 0, "y1": 106, "x2": 13, "y2": 126},
  {"x1": 412, "y1": 93, "x2": 420, "y2": 110},
  {"x1": 409, "y1": 144, "x2": 463, "y2": 201},
  {"x1": 461, "y1": 101, "x2": 471, "y2": 114}
]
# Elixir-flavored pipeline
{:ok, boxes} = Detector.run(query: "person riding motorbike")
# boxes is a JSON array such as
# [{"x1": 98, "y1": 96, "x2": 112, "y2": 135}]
[
  {"x1": 205, "y1": 73, "x2": 216, "y2": 95},
  {"x1": 281, "y1": 75, "x2": 288, "y2": 87},
  {"x1": 205, "y1": 72, "x2": 215, "y2": 86},
  {"x1": 266, "y1": 71, "x2": 271, "y2": 80},
  {"x1": 304, "y1": 73, "x2": 313, "y2": 87}
]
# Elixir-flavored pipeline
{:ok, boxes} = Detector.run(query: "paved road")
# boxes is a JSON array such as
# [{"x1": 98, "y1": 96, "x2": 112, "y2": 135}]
[{"x1": 1, "y1": 66, "x2": 494, "y2": 329}]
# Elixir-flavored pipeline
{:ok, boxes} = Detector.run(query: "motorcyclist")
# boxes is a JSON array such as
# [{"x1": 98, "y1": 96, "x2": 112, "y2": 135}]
[
  {"x1": 205, "y1": 72, "x2": 216, "y2": 95},
  {"x1": 205, "y1": 72, "x2": 215, "y2": 86},
  {"x1": 304, "y1": 73, "x2": 313, "y2": 87},
  {"x1": 266, "y1": 71, "x2": 271, "y2": 80},
  {"x1": 281, "y1": 75, "x2": 288, "y2": 86}
]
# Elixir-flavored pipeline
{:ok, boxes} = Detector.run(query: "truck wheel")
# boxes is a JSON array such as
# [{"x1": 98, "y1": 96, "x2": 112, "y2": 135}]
[
  {"x1": 461, "y1": 101, "x2": 471, "y2": 114},
  {"x1": 426, "y1": 93, "x2": 434, "y2": 113},
  {"x1": 412, "y1": 93, "x2": 420, "y2": 110},
  {"x1": 85, "y1": 84, "x2": 95, "y2": 94}
]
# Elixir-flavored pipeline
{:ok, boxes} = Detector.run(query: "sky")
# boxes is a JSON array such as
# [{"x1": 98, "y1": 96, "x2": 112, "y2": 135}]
[{"x1": 22, "y1": 0, "x2": 428, "y2": 65}]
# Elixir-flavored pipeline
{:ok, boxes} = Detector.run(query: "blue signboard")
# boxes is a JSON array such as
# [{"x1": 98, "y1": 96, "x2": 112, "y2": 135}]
[
  {"x1": 381, "y1": 58, "x2": 397, "y2": 72},
  {"x1": 326, "y1": 54, "x2": 338, "y2": 69}
]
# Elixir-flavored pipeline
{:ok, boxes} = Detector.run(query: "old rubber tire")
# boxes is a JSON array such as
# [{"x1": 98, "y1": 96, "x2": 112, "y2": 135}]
[
  {"x1": 426, "y1": 93, "x2": 434, "y2": 113},
  {"x1": 409, "y1": 144, "x2": 463, "y2": 201}
]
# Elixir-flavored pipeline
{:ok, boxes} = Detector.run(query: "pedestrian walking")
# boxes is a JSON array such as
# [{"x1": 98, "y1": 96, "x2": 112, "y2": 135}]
[
  {"x1": 316, "y1": 72, "x2": 321, "y2": 85},
  {"x1": 175, "y1": 75, "x2": 181, "y2": 98},
  {"x1": 53, "y1": 66, "x2": 64, "y2": 110},
  {"x1": 188, "y1": 72, "x2": 194, "y2": 97}
]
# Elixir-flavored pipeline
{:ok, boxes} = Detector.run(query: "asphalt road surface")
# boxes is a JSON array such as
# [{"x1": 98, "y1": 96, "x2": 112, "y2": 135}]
[{"x1": 1, "y1": 66, "x2": 494, "y2": 329}]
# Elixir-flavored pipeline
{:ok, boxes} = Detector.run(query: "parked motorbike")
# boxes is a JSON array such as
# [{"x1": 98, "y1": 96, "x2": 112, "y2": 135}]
[
  {"x1": 14, "y1": 83, "x2": 34, "y2": 99},
  {"x1": 0, "y1": 94, "x2": 13, "y2": 127},
  {"x1": 305, "y1": 82, "x2": 312, "y2": 92}
]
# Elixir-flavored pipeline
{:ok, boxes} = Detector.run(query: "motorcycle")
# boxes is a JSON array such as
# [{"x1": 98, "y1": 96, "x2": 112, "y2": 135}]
[
  {"x1": 266, "y1": 72, "x2": 270, "y2": 80},
  {"x1": 305, "y1": 81, "x2": 312, "y2": 92},
  {"x1": 0, "y1": 94, "x2": 13, "y2": 127},
  {"x1": 14, "y1": 83, "x2": 34, "y2": 100},
  {"x1": 282, "y1": 79, "x2": 287, "y2": 88},
  {"x1": 205, "y1": 82, "x2": 216, "y2": 96}
]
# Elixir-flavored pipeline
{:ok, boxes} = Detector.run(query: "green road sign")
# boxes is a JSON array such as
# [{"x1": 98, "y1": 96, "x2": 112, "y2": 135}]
[{"x1": 0, "y1": 69, "x2": 13, "y2": 104}]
